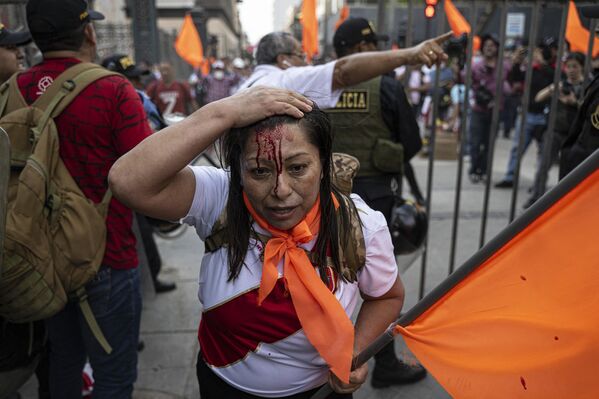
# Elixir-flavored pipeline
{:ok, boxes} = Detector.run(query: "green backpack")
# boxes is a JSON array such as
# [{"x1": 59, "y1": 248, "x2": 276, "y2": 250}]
[
  {"x1": 204, "y1": 153, "x2": 367, "y2": 282},
  {"x1": 0, "y1": 63, "x2": 118, "y2": 354}
]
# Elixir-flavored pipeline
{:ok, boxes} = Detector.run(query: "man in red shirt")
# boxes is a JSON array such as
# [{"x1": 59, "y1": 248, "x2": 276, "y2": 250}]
[
  {"x1": 147, "y1": 62, "x2": 197, "y2": 116},
  {"x1": 20, "y1": 0, "x2": 152, "y2": 397}
]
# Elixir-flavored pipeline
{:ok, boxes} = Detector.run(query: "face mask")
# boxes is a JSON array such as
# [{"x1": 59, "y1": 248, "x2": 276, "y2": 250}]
[{"x1": 214, "y1": 70, "x2": 224, "y2": 80}]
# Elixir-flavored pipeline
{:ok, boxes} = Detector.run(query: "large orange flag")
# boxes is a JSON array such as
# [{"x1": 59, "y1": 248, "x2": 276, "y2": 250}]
[
  {"x1": 566, "y1": 0, "x2": 599, "y2": 58},
  {"x1": 301, "y1": 0, "x2": 319, "y2": 62},
  {"x1": 335, "y1": 3, "x2": 349, "y2": 31},
  {"x1": 396, "y1": 151, "x2": 599, "y2": 398},
  {"x1": 444, "y1": 0, "x2": 480, "y2": 52},
  {"x1": 175, "y1": 14, "x2": 209, "y2": 75}
]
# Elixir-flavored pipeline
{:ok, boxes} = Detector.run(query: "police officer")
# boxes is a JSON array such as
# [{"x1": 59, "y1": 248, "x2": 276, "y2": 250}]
[
  {"x1": 327, "y1": 18, "x2": 427, "y2": 388},
  {"x1": 559, "y1": 5, "x2": 599, "y2": 178}
]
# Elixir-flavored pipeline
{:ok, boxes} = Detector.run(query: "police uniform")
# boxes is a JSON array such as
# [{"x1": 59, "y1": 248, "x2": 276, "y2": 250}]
[
  {"x1": 559, "y1": 74, "x2": 599, "y2": 179},
  {"x1": 327, "y1": 74, "x2": 422, "y2": 221}
]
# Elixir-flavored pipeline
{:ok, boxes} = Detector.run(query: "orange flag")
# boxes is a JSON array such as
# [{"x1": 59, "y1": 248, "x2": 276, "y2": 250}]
[
  {"x1": 175, "y1": 14, "x2": 209, "y2": 74},
  {"x1": 444, "y1": 0, "x2": 480, "y2": 53},
  {"x1": 301, "y1": 0, "x2": 319, "y2": 62},
  {"x1": 566, "y1": 0, "x2": 599, "y2": 58},
  {"x1": 397, "y1": 153, "x2": 599, "y2": 398},
  {"x1": 335, "y1": 3, "x2": 349, "y2": 31}
]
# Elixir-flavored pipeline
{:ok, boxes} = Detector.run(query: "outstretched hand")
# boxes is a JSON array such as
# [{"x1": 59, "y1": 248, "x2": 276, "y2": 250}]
[
  {"x1": 226, "y1": 85, "x2": 313, "y2": 128},
  {"x1": 407, "y1": 31, "x2": 452, "y2": 67}
]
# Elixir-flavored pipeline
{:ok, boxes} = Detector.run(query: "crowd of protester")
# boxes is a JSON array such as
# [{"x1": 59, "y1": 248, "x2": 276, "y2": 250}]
[{"x1": 1, "y1": 0, "x2": 599, "y2": 398}]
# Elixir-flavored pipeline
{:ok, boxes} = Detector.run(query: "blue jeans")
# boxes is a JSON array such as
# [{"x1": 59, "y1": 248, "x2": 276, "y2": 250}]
[
  {"x1": 46, "y1": 267, "x2": 142, "y2": 399},
  {"x1": 503, "y1": 112, "x2": 547, "y2": 182}
]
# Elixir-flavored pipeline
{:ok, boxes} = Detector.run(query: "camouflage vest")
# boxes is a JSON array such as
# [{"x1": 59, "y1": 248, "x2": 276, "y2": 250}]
[
  {"x1": 204, "y1": 153, "x2": 366, "y2": 282},
  {"x1": 326, "y1": 77, "x2": 404, "y2": 177}
]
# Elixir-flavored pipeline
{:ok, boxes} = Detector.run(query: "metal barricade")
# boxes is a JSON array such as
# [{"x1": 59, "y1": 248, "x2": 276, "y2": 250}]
[{"x1": 402, "y1": 0, "x2": 589, "y2": 301}]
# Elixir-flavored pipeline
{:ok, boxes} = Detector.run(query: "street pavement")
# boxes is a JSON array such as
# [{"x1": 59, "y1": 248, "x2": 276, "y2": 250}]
[{"x1": 18, "y1": 132, "x2": 558, "y2": 398}]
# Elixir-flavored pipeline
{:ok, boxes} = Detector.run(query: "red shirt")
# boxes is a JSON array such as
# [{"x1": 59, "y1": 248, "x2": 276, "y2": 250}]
[
  {"x1": 147, "y1": 80, "x2": 192, "y2": 115},
  {"x1": 17, "y1": 58, "x2": 152, "y2": 269}
]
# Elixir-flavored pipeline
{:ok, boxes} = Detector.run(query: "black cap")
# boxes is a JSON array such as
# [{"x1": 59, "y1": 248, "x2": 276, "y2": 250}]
[
  {"x1": 580, "y1": 5, "x2": 599, "y2": 19},
  {"x1": 101, "y1": 54, "x2": 149, "y2": 79},
  {"x1": 333, "y1": 18, "x2": 389, "y2": 50},
  {"x1": 26, "y1": 0, "x2": 104, "y2": 35},
  {"x1": 0, "y1": 23, "x2": 32, "y2": 47}
]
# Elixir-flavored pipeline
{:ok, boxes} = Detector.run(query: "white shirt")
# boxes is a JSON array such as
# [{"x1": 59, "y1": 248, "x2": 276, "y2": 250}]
[
  {"x1": 236, "y1": 63, "x2": 343, "y2": 109},
  {"x1": 182, "y1": 166, "x2": 398, "y2": 397}
]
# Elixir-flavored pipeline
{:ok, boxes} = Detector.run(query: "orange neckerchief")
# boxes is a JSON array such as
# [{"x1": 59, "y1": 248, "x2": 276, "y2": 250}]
[{"x1": 242, "y1": 192, "x2": 354, "y2": 383}]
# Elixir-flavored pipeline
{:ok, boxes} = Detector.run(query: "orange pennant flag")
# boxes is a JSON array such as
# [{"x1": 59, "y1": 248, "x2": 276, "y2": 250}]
[
  {"x1": 397, "y1": 155, "x2": 599, "y2": 397},
  {"x1": 444, "y1": 0, "x2": 480, "y2": 53},
  {"x1": 566, "y1": 0, "x2": 599, "y2": 58},
  {"x1": 301, "y1": 0, "x2": 319, "y2": 62},
  {"x1": 335, "y1": 3, "x2": 350, "y2": 31},
  {"x1": 175, "y1": 13, "x2": 208, "y2": 72}
]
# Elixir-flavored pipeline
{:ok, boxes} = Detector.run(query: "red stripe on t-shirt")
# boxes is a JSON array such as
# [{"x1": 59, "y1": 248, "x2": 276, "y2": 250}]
[{"x1": 199, "y1": 278, "x2": 302, "y2": 367}]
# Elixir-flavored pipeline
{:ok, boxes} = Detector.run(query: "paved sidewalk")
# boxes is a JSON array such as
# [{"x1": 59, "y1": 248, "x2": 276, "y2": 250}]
[{"x1": 18, "y1": 134, "x2": 557, "y2": 398}]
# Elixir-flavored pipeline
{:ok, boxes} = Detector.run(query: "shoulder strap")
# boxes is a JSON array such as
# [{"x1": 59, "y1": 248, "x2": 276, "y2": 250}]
[
  {"x1": 33, "y1": 63, "x2": 118, "y2": 115},
  {"x1": 31, "y1": 65, "x2": 119, "y2": 145},
  {"x1": 33, "y1": 63, "x2": 99, "y2": 109}
]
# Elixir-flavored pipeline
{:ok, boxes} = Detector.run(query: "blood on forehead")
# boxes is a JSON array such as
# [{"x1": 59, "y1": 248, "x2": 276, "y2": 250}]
[{"x1": 253, "y1": 124, "x2": 296, "y2": 194}]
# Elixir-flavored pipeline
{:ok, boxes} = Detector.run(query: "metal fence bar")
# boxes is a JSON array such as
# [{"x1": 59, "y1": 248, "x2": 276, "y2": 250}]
[
  {"x1": 402, "y1": 0, "x2": 414, "y2": 87},
  {"x1": 535, "y1": 1, "x2": 569, "y2": 201},
  {"x1": 0, "y1": 128, "x2": 10, "y2": 276},
  {"x1": 479, "y1": 0, "x2": 508, "y2": 248},
  {"x1": 449, "y1": 0, "x2": 476, "y2": 274},
  {"x1": 419, "y1": 2, "x2": 446, "y2": 299},
  {"x1": 584, "y1": 18, "x2": 597, "y2": 84},
  {"x1": 509, "y1": 1, "x2": 541, "y2": 222}
]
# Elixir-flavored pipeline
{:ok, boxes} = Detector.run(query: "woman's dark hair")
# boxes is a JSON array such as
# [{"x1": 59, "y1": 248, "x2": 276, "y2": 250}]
[{"x1": 220, "y1": 107, "x2": 354, "y2": 283}]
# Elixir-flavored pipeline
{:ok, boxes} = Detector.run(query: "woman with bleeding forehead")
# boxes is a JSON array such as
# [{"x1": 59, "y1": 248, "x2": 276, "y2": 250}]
[{"x1": 109, "y1": 86, "x2": 404, "y2": 398}]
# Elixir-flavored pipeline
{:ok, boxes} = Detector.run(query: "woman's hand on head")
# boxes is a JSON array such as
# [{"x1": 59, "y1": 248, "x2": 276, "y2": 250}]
[
  {"x1": 328, "y1": 363, "x2": 368, "y2": 394},
  {"x1": 225, "y1": 86, "x2": 313, "y2": 127}
]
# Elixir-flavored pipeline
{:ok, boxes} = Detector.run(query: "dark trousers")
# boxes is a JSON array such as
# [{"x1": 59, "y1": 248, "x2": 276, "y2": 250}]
[
  {"x1": 468, "y1": 109, "x2": 493, "y2": 176},
  {"x1": 136, "y1": 213, "x2": 162, "y2": 284},
  {"x1": 46, "y1": 267, "x2": 142, "y2": 399},
  {"x1": 196, "y1": 352, "x2": 351, "y2": 399}
]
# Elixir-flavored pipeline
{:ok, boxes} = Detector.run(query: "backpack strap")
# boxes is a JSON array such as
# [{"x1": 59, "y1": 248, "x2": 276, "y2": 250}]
[
  {"x1": 31, "y1": 64, "x2": 119, "y2": 145},
  {"x1": 73, "y1": 287, "x2": 113, "y2": 354}
]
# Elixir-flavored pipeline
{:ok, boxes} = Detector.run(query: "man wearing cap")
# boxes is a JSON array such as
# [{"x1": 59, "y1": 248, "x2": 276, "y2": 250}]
[
  {"x1": 15, "y1": 1, "x2": 153, "y2": 397},
  {"x1": 102, "y1": 54, "x2": 166, "y2": 132},
  {"x1": 237, "y1": 28, "x2": 452, "y2": 109},
  {"x1": 0, "y1": 23, "x2": 31, "y2": 83},
  {"x1": 468, "y1": 33, "x2": 511, "y2": 183},
  {"x1": 199, "y1": 59, "x2": 240, "y2": 105},
  {"x1": 560, "y1": 5, "x2": 599, "y2": 179},
  {"x1": 495, "y1": 37, "x2": 560, "y2": 195},
  {"x1": 147, "y1": 62, "x2": 197, "y2": 116},
  {"x1": 325, "y1": 17, "x2": 427, "y2": 389}
]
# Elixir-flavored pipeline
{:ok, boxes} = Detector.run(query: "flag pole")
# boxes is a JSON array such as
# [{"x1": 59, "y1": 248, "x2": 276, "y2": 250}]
[
  {"x1": 0, "y1": 127, "x2": 10, "y2": 276},
  {"x1": 312, "y1": 148, "x2": 599, "y2": 399}
]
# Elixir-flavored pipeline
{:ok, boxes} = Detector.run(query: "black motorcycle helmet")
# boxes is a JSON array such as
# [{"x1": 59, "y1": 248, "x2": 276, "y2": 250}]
[{"x1": 389, "y1": 199, "x2": 428, "y2": 255}]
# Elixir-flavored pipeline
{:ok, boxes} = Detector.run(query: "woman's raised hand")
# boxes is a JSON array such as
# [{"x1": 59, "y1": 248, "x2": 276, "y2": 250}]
[{"x1": 224, "y1": 85, "x2": 313, "y2": 128}]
